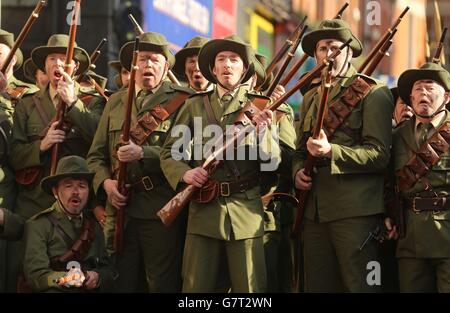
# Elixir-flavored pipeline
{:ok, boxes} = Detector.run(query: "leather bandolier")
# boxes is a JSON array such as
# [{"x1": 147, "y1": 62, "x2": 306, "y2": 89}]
[
  {"x1": 323, "y1": 76, "x2": 376, "y2": 141},
  {"x1": 129, "y1": 91, "x2": 191, "y2": 146},
  {"x1": 388, "y1": 121, "x2": 450, "y2": 237},
  {"x1": 47, "y1": 214, "x2": 96, "y2": 271},
  {"x1": 300, "y1": 76, "x2": 376, "y2": 169}
]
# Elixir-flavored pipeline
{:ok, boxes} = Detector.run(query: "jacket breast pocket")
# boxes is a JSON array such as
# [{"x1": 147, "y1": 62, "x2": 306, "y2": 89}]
[
  {"x1": 109, "y1": 118, "x2": 123, "y2": 133},
  {"x1": 26, "y1": 123, "x2": 44, "y2": 139}
]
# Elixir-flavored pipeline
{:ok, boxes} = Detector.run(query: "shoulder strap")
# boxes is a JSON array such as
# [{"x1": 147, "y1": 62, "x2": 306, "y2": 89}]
[
  {"x1": 395, "y1": 121, "x2": 450, "y2": 191},
  {"x1": 46, "y1": 214, "x2": 75, "y2": 249},
  {"x1": 32, "y1": 94, "x2": 51, "y2": 126},
  {"x1": 203, "y1": 94, "x2": 220, "y2": 124},
  {"x1": 323, "y1": 76, "x2": 375, "y2": 139},
  {"x1": 203, "y1": 94, "x2": 242, "y2": 179},
  {"x1": 130, "y1": 91, "x2": 190, "y2": 146}
]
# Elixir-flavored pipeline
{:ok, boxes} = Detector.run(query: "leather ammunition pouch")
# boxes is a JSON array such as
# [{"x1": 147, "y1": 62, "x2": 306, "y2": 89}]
[
  {"x1": 323, "y1": 76, "x2": 375, "y2": 139},
  {"x1": 15, "y1": 166, "x2": 43, "y2": 186},
  {"x1": 129, "y1": 92, "x2": 190, "y2": 146},
  {"x1": 396, "y1": 122, "x2": 450, "y2": 191}
]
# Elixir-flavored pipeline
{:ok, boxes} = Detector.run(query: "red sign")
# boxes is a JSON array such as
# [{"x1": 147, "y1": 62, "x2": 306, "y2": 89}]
[{"x1": 212, "y1": 0, "x2": 236, "y2": 38}]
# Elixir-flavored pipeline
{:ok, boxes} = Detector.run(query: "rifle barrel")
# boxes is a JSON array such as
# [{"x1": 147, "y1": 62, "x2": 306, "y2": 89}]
[
  {"x1": 1, "y1": 0, "x2": 46, "y2": 74},
  {"x1": 291, "y1": 60, "x2": 333, "y2": 236},
  {"x1": 114, "y1": 37, "x2": 140, "y2": 255},
  {"x1": 50, "y1": 0, "x2": 80, "y2": 175},
  {"x1": 358, "y1": 6, "x2": 409, "y2": 73},
  {"x1": 432, "y1": 27, "x2": 447, "y2": 64},
  {"x1": 334, "y1": 2, "x2": 349, "y2": 19},
  {"x1": 266, "y1": 15, "x2": 307, "y2": 76},
  {"x1": 266, "y1": 24, "x2": 308, "y2": 96}
]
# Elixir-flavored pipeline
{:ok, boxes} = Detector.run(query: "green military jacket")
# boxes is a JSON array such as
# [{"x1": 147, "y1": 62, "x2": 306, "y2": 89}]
[
  {"x1": 9, "y1": 83, "x2": 104, "y2": 220},
  {"x1": 261, "y1": 103, "x2": 297, "y2": 231},
  {"x1": 23, "y1": 202, "x2": 115, "y2": 293},
  {"x1": 87, "y1": 81, "x2": 193, "y2": 220},
  {"x1": 292, "y1": 65, "x2": 394, "y2": 222},
  {"x1": 160, "y1": 86, "x2": 281, "y2": 240},
  {"x1": 393, "y1": 112, "x2": 450, "y2": 258},
  {"x1": 0, "y1": 77, "x2": 38, "y2": 239}
]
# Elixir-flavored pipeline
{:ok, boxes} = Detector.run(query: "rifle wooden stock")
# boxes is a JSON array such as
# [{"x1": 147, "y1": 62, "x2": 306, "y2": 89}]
[
  {"x1": 334, "y1": 2, "x2": 349, "y2": 19},
  {"x1": 128, "y1": 13, "x2": 181, "y2": 86},
  {"x1": 114, "y1": 37, "x2": 140, "y2": 255},
  {"x1": 432, "y1": 27, "x2": 447, "y2": 64},
  {"x1": 1, "y1": 0, "x2": 46, "y2": 74},
  {"x1": 291, "y1": 61, "x2": 334, "y2": 236},
  {"x1": 89, "y1": 38, "x2": 107, "y2": 70},
  {"x1": 265, "y1": 15, "x2": 307, "y2": 77},
  {"x1": 157, "y1": 40, "x2": 351, "y2": 227},
  {"x1": 358, "y1": 6, "x2": 409, "y2": 73},
  {"x1": 266, "y1": 24, "x2": 308, "y2": 96},
  {"x1": 279, "y1": 54, "x2": 308, "y2": 87},
  {"x1": 364, "y1": 29, "x2": 397, "y2": 76},
  {"x1": 50, "y1": 0, "x2": 81, "y2": 175}
]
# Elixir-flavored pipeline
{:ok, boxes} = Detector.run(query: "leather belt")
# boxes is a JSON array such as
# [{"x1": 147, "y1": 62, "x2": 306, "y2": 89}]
[
  {"x1": 130, "y1": 175, "x2": 166, "y2": 192},
  {"x1": 219, "y1": 176, "x2": 259, "y2": 197},
  {"x1": 404, "y1": 196, "x2": 450, "y2": 213}
]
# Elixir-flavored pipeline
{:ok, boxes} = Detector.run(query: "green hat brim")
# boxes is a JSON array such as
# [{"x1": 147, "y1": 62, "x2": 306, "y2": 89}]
[
  {"x1": 23, "y1": 58, "x2": 38, "y2": 83},
  {"x1": 173, "y1": 47, "x2": 201, "y2": 79},
  {"x1": 108, "y1": 60, "x2": 122, "y2": 73},
  {"x1": 198, "y1": 39, "x2": 254, "y2": 84},
  {"x1": 12, "y1": 49, "x2": 23, "y2": 71},
  {"x1": 40, "y1": 172, "x2": 94, "y2": 196},
  {"x1": 398, "y1": 68, "x2": 450, "y2": 105},
  {"x1": 31, "y1": 46, "x2": 90, "y2": 76},
  {"x1": 120, "y1": 42, "x2": 175, "y2": 71},
  {"x1": 301, "y1": 28, "x2": 362, "y2": 58}
]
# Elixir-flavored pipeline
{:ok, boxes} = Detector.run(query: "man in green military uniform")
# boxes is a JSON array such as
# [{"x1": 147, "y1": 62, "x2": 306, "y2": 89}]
[
  {"x1": 252, "y1": 53, "x2": 297, "y2": 293},
  {"x1": 109, "y1": 60, "x2": 130, "y2": 90},
  {"x1": 173, "y1": 36, "x2": 210, "y2": 92},
  {"x1": 161, "y1": 35, "x2": 280, "y2": 292},
  {"x1": 23, "y1": 58, "x2": 49, "y2": 90},
  {"x1": 385, "y1": 62, "x2": 450, "y2": 292},
  {"x1": 87, "y1": 32, "x2": 193, "y2": 292},
  {"x1": 6, "y1": 34, "x2": 104, "y2": 292},
  {"x1": 23, "y1": 155, "x2": 115, "y2": 292},
  {"x1": 292, "y1": 19, "x2": 394, "y2": 292},
  {"x1": 0, "y1": 29, "x2": 39, "y2": 292}
]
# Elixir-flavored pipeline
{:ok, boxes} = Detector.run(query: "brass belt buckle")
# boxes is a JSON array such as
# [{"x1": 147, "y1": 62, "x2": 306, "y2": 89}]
[
  {"x1": 412, "y1": 196, "x2": 421, "y2": 214},
  {"x1": 142, "y1": 176, "x2": 154, "y2": 191},
  {"x1": 220, "y1": 182, "x2": 230, "y2": 197}
]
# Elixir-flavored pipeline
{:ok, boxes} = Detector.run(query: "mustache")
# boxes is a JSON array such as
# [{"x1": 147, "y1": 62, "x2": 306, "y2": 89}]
[{"x1": 69, "y1": 196, "x2": 82, "y2": 203}]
